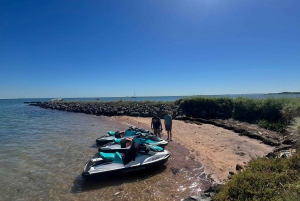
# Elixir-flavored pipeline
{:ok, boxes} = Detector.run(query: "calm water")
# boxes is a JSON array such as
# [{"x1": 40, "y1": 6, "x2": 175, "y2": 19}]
[
  {"x1": 0, "y1": 99, "x2": 126, "y2": 200},
  {"x1": 0, "y1": 98, "x2": 212, "y2": 201},
  {"x1": 9, "y1": 93, "x2": 300, "y2": 103}
]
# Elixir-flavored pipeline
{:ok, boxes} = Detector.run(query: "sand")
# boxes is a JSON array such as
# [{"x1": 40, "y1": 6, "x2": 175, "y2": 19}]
[{"x1": 109, "y1": 116, "x2": 274, "y2": 183}]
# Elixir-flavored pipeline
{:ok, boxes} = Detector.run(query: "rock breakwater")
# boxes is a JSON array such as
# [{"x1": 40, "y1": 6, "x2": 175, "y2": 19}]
[
  {"x1": 29, "y1": 101, "x2": 180, "y2": 119},
  {"x1": 29, "y1": 101, "x2": 288, "y2": 147}
]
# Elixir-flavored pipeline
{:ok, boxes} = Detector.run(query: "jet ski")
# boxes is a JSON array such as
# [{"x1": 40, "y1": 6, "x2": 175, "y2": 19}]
[
  {"x1": 98, "y1": 134, "x2": 168, "y2": 153},
  {"x1": 82, "y1": 140, "x2": 171, "y2": 180},
  {"x1": 95, "y1": 126, "x2": 152, "y2": 146}
]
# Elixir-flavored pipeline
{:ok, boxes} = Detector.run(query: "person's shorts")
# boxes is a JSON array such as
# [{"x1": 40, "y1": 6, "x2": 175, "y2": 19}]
[
  {"x1": 165, "y1": 125, "x2": 172, "y2": 131},
  {"x1": 153, "y1": 129, "x2": 161, "y2": 136}
]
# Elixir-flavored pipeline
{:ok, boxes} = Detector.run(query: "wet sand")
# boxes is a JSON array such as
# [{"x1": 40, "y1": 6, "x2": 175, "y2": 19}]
[{"x1": 110, "y1": 116, "x2": 275, "y2": 183}]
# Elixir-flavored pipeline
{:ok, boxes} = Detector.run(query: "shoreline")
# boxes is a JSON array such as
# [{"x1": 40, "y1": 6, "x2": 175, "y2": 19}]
[
  {"x1": 28, "y1": 101, "x2": 293, "y2": 183},
  {"x1": 109, "y1": 116, "x2": 275, "y2": 183}
]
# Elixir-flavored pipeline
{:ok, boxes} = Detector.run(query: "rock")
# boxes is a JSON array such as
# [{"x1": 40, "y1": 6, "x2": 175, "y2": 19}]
[
  {"x1": 175, "y1": 115, "x2": 188, "y2": 120},
  {"x1": 183, "y1": 195, "x2": 213, "y2": 201},
  {"x1": 170, "y1": 167, "x2": 180, "y2": 175},
  {"x1": 185, "y1": 196, "x2": 198, "y2": 200},
  {"x1": 236, "y1": 163, "x2": 244, "y2": 171},
  {"x1": 279, "y1": 151, "x2": 292, "y2": 158},
  {"x1": 204, "y1": 184, "x2": 223, "y2": 194},
  {"x1": 229, "y1": 171, "x2": 235, "y2": 175},
  {"x1": 283, "y1": 139, "x2": 297, "y2": 145},
  {"x1": 129, "y1": 112, "x2": 140, "y2": 116}
]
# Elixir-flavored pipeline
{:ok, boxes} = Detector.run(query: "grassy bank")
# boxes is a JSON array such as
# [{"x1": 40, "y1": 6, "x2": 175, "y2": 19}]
[
  {"x1": 213, "y1": 152, "x2": 300, "y2": 201},
  {"x1": 176, "y1": 97, "x2": 300, "y2": 133},
  {"x1": 175, "y1": 96, "x2": 300, "y2": 200}
]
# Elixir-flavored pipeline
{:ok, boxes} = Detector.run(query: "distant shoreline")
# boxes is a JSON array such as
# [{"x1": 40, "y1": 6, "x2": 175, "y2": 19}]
[{"x1": 268, "y1": 92, "x2": 300, "y2": 94}]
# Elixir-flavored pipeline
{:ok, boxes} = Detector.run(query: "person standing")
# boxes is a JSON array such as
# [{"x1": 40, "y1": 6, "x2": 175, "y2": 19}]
[
  {"x1": 164, "y1": 111, "x2": 173, "y2": 141},
  {"x1": 151, "y1": 115, "x2": 163, "y2": 138}
]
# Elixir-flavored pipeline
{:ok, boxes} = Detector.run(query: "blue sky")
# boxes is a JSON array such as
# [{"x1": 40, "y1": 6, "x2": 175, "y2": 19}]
[{"x1": 1, "y1": 0, "x2": 299, "y2": 98}]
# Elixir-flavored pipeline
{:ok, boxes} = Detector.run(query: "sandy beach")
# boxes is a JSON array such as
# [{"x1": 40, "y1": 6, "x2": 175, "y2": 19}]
[{"x1": 110, "y1": 116, "x2": 274, "y2": 183}]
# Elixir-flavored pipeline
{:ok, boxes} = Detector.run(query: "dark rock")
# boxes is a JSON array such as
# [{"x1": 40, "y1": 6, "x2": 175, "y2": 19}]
[
  {"x1": 183, "y1": 196, "x2": 199, "y2": 201},
  {"x1": 175, "y1": 115, "x2": 188, "y2": 120},
  {"x1": 204, "y1": 183, "x2": 223, "y2": 194},
  {"x1": 236, "y1": 163, "x2": 244, "y2": 171},
  {"x1": 283, "y1": 139, "x2": 297, "y2": 145},
  {"x1": 170, "y1": 167, "x2": 180, "y2": 175},
  {"x1": 117, "y1": 111, "x2": 124, "y2": 116},
  {"x1": 129, "y1": 112, "x2": 140, "y2": 116}
]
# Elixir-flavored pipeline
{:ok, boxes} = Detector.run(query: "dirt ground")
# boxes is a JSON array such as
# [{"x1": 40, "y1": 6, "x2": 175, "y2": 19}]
[{"x1": 109, "y1": 116, "x2": 275, "y2": 183}]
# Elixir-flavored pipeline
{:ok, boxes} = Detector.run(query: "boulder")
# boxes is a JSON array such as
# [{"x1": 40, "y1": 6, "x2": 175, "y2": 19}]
[{"x1": 236, "y1": 163, "x2": 244, "y2": 171}]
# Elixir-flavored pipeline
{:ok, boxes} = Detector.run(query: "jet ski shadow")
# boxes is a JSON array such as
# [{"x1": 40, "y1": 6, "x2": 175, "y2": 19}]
[{"x1": 71, "y1": 164, "x2": 167, "y2": 193}]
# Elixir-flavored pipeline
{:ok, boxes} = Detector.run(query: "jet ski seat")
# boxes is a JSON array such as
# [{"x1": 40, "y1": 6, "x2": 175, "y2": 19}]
[
  {"x1": 124, "y1": 130, "x2": 141, "y2": 137},
  {"x1": 99, "y1": 152, "x2": 123, "y2": 164},
  {"x1": 150, "y1": 145, "x2": 163, "y2": 152}
]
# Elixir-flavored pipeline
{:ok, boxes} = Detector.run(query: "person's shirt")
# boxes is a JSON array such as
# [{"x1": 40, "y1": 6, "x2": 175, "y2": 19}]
[
  {"x1": 151, "y1": 116, "x2": 161, "y2": 129},
  {"x1": 164, "y1": 115, "x2": 172, "y2": 126}
]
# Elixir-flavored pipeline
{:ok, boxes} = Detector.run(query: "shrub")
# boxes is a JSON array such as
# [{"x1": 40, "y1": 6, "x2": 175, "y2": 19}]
[
  {"x1": 176, "y1": 97, "x2": 300, "y2": 132},
  {"x1": 258, "y1": 119, "x2": 287, "y2": 133},
  {"x1": 260, "y1": 98, "x2": 287, "y2": 122},
  {"x1": 213, "y1": 153, "x2": 300, "y2": 201},
  {"x1": 232, "y1": 97, "x2": 262, "y2": 122},
  {"x1": 281, "y1": 100, "x2": 300, "y2": 122},
  {"x1": 178, "y1": 97, "x2": 234, "y2": 118}
]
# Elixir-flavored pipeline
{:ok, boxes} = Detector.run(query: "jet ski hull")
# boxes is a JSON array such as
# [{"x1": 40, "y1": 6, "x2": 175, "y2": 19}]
[
  {"x1": 82, "y1": 151, "x2": 171, "y2": 180},
  {"x1": 95, "y1": 135, "x2": 115, "y2": 146}
]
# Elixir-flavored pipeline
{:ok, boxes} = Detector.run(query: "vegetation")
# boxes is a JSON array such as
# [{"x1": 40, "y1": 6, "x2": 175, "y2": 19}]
[
  {"x1": 213, "y1": 153, "x2": 300, "y2": 201},
  {"x1": 177, "y1": 97, "x2": 300, "y2": 132},
  {"x1": 177, "y1": 97, "x2": 234, "y2": 118},
  {"x1": 198, "y1": 97, "x2": 300, "y2": 201}
]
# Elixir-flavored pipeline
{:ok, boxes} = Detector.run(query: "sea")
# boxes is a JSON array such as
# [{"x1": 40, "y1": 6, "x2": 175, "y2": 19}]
[
  {"x1": 23, "y1": 93, "x2": 300, "y2": 102},
  {"x1": 1, "y1": 94, "x2": 299, "y2": 201}
]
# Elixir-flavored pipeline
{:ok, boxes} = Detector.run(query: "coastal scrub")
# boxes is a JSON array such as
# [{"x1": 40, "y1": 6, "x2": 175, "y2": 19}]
[
  {"x1": 177, "y1": 97, "x2": 300, "y2": 133},
  {"x1": 213, "y1": 152, "x2": 300, "y2": 201}
]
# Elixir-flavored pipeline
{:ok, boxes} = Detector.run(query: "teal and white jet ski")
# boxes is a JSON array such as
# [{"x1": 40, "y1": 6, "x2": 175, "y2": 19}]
[
  {"x1": 95, "y1": 126, "x2": 152, "y2": 146},
  {"x1": 98, "y1": 134, "x2": 168, "y2": 153},
  {"x1": 82, "y1": 140, "x2": 170, "y2": 180}
]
